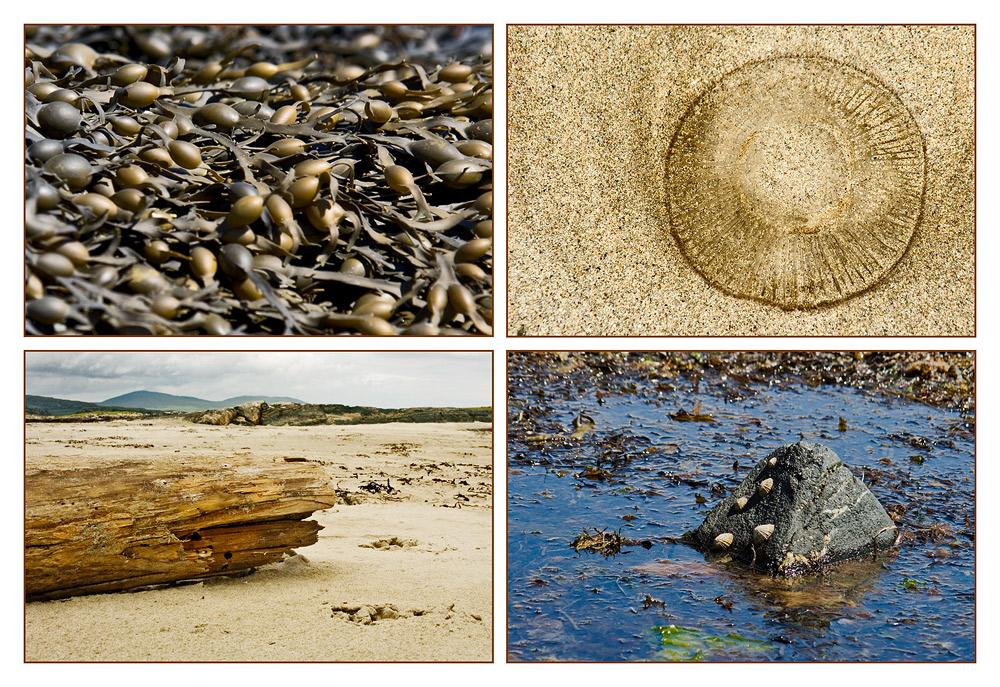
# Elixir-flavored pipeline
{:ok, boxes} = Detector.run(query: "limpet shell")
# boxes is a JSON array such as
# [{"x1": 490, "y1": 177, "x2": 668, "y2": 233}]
[
  {"x1": 758, "y1": 477, "x2": 773, "y2": 497},
  {"x1": 712, "y1": 532, "x2": 734, "y2": 550},
  {"x1": 753, "y1": 523, "x2": 775, "y2": 545},
  {"x1": 768, "y1": 456, "x2": 778, "y2": 468},
  {"x1": 733, "y1": 496, "x2": 748, "y2": 512},
  {"x1": 665, "y1": 56, "x2": 925, "y2": 309}
]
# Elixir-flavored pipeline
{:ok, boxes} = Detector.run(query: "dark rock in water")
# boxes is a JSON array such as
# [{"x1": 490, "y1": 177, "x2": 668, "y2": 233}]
[{"x1": 693, "y1": 441, "x2": 897, "y2": 575}]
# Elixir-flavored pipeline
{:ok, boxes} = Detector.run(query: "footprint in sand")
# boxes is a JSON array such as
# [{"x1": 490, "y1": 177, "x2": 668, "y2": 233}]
[{"x1": 359, "y1": 537, "x2": 419, "y2": 550}]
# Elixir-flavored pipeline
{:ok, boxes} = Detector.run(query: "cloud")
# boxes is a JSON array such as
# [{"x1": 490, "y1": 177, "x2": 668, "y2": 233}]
[{"x1": 25, "y1": 352, "x2": 492, "y2": 407}]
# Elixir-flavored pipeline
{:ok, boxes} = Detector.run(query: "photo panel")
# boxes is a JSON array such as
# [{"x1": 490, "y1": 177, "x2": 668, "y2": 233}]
[
  {"x1": 507, "y1": 25, "x2": 974, "y2": 336},
  {"x1": 25, "y1": 350, "x2": 493, "y2": 662},
  {"x1": 26, "y1": 25, "x2": 493, "y2": 336},
  {"x1": 507, "y1": 351, "x2": 974, "y2": 661}
]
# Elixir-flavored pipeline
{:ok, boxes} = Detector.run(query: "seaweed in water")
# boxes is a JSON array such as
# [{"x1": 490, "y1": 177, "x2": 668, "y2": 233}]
[
  {"x1": 570, "y1": 527, "x2": 624, "y2": 556},
  {"x1": 652, "y1": 624, "x2": 771, "y2": 661},
  {"x1": 570, "y1": 527, "x2": 653, "y2": 556}
]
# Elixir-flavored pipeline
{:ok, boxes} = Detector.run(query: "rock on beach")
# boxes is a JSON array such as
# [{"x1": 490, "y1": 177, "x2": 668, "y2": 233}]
[{"x1": 693, "y1": 441, "x2": 897, "y2": 574}]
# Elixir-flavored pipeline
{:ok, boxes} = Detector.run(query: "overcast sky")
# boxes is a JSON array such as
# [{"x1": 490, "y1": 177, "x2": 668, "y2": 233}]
[{"x1": 25, "y1": 352, "x2": 492, "y2": 407}]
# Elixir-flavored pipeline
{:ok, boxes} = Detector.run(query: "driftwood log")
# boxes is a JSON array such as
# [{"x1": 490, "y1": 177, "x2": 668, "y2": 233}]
[{"x1": 25, "y1": 456, "x2": 336, "y2": 601}]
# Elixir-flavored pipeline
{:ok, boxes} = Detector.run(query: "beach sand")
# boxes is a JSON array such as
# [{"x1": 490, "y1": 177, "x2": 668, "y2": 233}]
[
  {"x1": 25, "y1": 419, "x2": 492, "y2": 662},
  {"x1": 507, "y1": 25, "x2": 974, "y2": 335}
]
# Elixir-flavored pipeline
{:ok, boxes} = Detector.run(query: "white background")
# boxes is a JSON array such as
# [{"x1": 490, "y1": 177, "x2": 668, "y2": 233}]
[{"x1": 6, "y1": 2, "x2": 994, "y2": 684}]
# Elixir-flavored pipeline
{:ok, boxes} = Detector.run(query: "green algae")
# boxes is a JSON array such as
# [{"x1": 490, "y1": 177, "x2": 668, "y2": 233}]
[{"x1": 652, "y1": 624, "x2": 772, "y2": 661}]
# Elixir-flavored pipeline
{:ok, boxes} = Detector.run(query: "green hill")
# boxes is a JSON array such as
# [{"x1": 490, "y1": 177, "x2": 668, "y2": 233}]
[
  {"x1": 99, "y1": 391, "x2": 304, "y2": 412},
  {"x1": 26, "y1": 395, "x2": 151, "y2": 416},
  {"x1": 98, "y1": 390, "x2": 222, "y2": 412},
  {"x1": 28, "y1": 391, "x2": 306, "y2": 415}
]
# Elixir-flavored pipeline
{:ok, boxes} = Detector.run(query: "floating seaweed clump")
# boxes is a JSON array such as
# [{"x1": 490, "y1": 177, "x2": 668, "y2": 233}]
[
  {"x1": 570, "y1": 527, "x2": 653, "y2": 556},
  {"x1": 666, "y1": 56, "x2": 925, "y2": 309},
  {"x1": 668, "y1": 403, "x2": 714, "y2": 423},
  {"x1": 570, "y1": 527, "x2": 624, "y2": 556},
  {"x1": 25, "y1": 25, "x2": 493, "y2": 335}
]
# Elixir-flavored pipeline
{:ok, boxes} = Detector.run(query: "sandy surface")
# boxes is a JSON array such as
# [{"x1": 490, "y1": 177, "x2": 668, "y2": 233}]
[
  {"x1": 507, "y1": 25, "x2": 974, "y2": 335},
  {"x1": 25, "y1": 419, "x2": 492, "y2": 662}
]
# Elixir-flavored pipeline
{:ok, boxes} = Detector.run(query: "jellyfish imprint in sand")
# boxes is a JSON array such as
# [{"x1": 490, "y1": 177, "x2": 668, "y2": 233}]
[{"x1": 665, "y1": 56, "x2": 926, "y2": 309}]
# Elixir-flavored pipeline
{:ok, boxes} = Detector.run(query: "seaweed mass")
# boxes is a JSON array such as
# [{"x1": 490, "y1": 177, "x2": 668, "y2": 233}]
[{"x1": 25, "y1": 25, "x2": 493, "y2": 335}]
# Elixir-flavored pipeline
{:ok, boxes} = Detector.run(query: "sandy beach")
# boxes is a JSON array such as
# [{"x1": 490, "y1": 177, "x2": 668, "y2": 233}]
[
  {"x1": 25, "y1": 419, "x2": 492, "y2": 662},
  {"x1": 507, "y1": 25, "x2": 974, "y2": 335}
]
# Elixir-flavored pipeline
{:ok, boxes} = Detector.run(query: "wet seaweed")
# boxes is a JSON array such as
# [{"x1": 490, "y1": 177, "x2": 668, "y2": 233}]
[
  {"x1": 508, "y1": 352, "x2": 974, "y2": 417},
  {"x1": 569, "y1": 527, "x2": 653, "y2": 557},
  {"x1": 652, "y1": 624, "x2": 772, "y2": 661},
  {"x1": 25, "y1": 25, "x2": 493, "y2": 335},
  {"x1": 570, "y1": 527, "x2": 624, "y2": 556}
]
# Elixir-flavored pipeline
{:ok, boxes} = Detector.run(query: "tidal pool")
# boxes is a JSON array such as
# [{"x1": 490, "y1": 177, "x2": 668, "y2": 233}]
[{"x1": 508, "y1": 356, "x2": 974, "y2": 662}]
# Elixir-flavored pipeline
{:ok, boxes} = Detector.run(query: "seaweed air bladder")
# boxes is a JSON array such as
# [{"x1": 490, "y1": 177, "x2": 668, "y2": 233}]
[{"x1": 665, "y1": 56, "x2": 925, "y2": 309}]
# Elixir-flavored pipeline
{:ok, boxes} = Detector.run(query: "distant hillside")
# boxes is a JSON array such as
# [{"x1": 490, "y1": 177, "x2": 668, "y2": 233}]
[
  {"x1": 26, "y1": 395, "x2": 153, "y2": 417},
  {"x1": 99, "y1": 390, "x2": 304, "y2": 412},
  {"x1": 98, "y1": 391, "x2": 218, "y2": 412},
  {"x1": 28, "y1": 391, "x2": 306, "y2": 415}
]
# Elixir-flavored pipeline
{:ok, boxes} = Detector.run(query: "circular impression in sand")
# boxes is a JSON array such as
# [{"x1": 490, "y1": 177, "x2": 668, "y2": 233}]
[{"x1": 665, "y1": 56, "x2": 925, "y2": 309}]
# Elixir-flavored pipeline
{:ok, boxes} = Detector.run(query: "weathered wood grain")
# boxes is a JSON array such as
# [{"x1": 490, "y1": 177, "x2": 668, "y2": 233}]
[{"x1": 26, "y1": 456, "x2": 336, "y2": 601}]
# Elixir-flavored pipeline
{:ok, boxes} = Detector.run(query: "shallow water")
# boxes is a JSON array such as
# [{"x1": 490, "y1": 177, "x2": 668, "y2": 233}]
[{"x1": 507, "y1": 371, "x2": 974, "y2": 662}]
